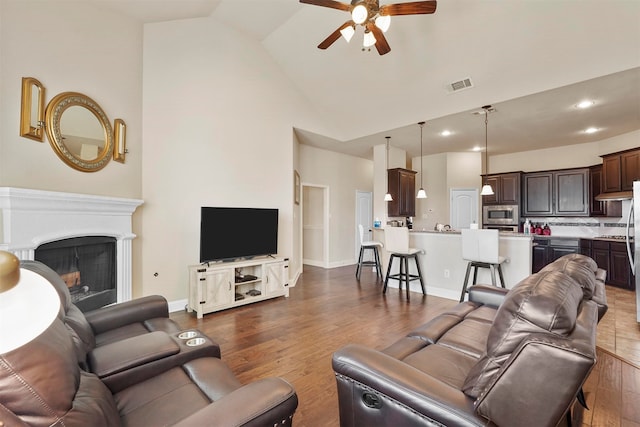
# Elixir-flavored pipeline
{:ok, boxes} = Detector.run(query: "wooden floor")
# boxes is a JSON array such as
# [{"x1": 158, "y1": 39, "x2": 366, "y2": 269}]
[{"x1": 171, "y1": 265, "x2": 640, "y2": 426}]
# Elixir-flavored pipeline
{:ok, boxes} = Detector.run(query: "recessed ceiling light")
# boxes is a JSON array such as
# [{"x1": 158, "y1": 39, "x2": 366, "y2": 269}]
[
  {"x1": 440, "y1": 130, "x2": 452, "y2": 137},
  {"x1": 472, "y1": 146, "x2": 482, "y2": 151},
  {"x1": 584, "y1": 127, "x2": 599, "y2": 134},
  {"x1": 576, "y1": 100, "x2": 595, "y2": 109}
]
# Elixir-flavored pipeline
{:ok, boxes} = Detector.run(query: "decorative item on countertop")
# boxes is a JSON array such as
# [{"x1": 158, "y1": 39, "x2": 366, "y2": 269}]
[
  {"x1": 543, "y1": 223, "x2": 551, "y2": 235},
  {"x1": 374, "y1": 218, "x2": 381, "y2": 228},
  {"x1": 406, "y1": 217, "x2": 413, "y2": 230},
  {"x1": 534, "y1": 223, "x2": 543, "y2": 235},
  {"x1": 523, "y1": 218, "x2": 531, "y2": 235}
]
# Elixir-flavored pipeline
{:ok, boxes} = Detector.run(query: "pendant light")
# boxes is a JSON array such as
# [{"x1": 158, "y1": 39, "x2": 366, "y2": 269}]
[
  {"x1": 416, "y1": 121, "x2": 427, "y2": 199},
  {"x1": 480, "y1": 105, "x2": 495, "y2": 196},
  {"x1": 384, "y1": 136, "x2": 393, "y2": 202}
]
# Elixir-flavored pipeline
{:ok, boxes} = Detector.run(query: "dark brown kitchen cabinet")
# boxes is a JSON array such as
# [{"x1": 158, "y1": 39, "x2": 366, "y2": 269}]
[
  {"x1": 532, "y1": 237, "x2": 579, "y2": 273},
  {"x1": 523, "y1": 172, "x2": 553, "y2": 216},
  {"x1": 482, "y1": 172, "x2": 521, "y2": 205},
  {"x1": 554, "y1": 168, "x2": 589, "y2": 216},
  {"x1": 585, "y1": 239, "x2": 634, "y2": 290},
  {"x1": 387, "y1": 168, "x2": 416, "y2": 217},
  {"x1": 601, "y1": 148, "x2": 640, "y2": 192},
  {"x1": 589, "y1": 164, "x2": 622, "y2": 217},
  {"x1": 610, "y1": 242, "x2": 634, "y2": 289},
  {"x1": 522, "y1": 168, "x2": 589, "y2": 217},
  {"x1": 621, "y1": 150, "x2": 640, "y2": 190}
]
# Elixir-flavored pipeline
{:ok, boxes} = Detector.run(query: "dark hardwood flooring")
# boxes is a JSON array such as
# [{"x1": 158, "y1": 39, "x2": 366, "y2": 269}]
[{"x1": 170, "y1": 265, "x2": 640, "y2": 426}]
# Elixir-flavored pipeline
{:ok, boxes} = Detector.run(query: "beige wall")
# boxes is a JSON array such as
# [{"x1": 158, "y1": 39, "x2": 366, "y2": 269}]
[
  {"x1": 412, "y1": 151, "x2": 482, "y2": 230},
  {"x1": 0, "y1": 1, "x2": 142, "y2": 199},
  {"x1": 141, "y1": 17, "x2": 320, "y2": 301},
  {"x1": 299, "y1": 144, "x2": 373, "y2": 267},
  {"x1": 490, "y1": 130, "x2": 640, "y2": 173}
]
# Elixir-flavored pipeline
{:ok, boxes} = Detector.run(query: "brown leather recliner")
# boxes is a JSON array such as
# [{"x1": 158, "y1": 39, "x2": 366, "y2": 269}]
[
  {"x1": 2, "y1": 262, "x2": 298, "y2": 426},
  {"x1": 20, "y1": 260, "x2": 225, "y2": 392},
  {"x1": 0, "y1": 316, "x2": 298, "y2": 426},
  {"x1": 332, "y1": 254, "x2": 604, "y2": 427}
]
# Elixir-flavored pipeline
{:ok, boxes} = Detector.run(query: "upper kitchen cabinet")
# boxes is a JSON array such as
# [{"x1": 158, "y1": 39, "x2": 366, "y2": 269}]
[
  {"x1": 482, "y1": 172, "x2": 521, "y2": 205},
  {"x1": 522, "y1": 172, "x2": 554, "y2": 216},
  {"x1": 589, "y1": 164, "x2": 622, "y2": 217},
  {"x1": 387, "y1": 168, "x2": 417, "y2": 217},
  {"x1": 601, "y1": 148, "x2": 640, "y2": 192},
  {"x1": 523, "y1": 168, "x2": 589, "y2": 217}
]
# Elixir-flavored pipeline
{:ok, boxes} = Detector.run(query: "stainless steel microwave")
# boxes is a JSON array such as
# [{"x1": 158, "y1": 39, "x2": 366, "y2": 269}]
[{"x1": 483, "y1": 205, "x2": 519, "y2": 225}]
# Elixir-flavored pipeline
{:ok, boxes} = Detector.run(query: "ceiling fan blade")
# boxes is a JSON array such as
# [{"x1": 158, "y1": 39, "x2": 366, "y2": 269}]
[
  {"x1": 379, "y1": 1, "x2": 437, "y2": 16},
  {"x1": 299, "y1": 0, "x2": 351, "y2": 12},
  {"x1": 318, "y1": 21, "x2": 354, "y2": 49},
  {"x1": 367, "y1": 22, "x2": 391, "y2": 55}
]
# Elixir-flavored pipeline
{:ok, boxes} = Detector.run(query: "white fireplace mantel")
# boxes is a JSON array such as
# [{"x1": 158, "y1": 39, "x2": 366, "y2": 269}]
[{"x1": 0, "y1": 187, "x2": 143, "y2": 302}]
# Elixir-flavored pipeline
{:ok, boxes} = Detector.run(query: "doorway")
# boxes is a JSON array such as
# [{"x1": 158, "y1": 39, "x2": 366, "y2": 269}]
[
  {"x1": 450, "y1": 188, "x2": 479, "y2": 229},
  {"x1": 355, "y1": 191, "x2": 374, "y2": 262},
  {"x1": 302, "y1": 184, "x2": 329, "y2": 268}
]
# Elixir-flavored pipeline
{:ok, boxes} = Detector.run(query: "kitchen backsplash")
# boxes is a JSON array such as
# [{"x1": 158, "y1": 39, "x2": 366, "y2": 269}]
[{"x1": 522, "y1": 200, "x2": 633, "y2": 238}]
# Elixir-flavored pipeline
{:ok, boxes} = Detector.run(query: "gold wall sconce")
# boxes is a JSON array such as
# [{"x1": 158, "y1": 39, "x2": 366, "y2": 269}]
[
  {"x1": 113, "y1": 119, "x2": 127, "y2": 163},
  {"x1": 19, "y1": 76, "x2": 128, "y2": 172},
  {"x1": 19, "y1": 77, "x2": 46, "y2": 142}
]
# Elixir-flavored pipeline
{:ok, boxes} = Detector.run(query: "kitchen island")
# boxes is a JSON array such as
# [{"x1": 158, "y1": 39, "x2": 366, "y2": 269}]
[{"x1": 373, "y1": 229, "x2": 533, "y2": 300}]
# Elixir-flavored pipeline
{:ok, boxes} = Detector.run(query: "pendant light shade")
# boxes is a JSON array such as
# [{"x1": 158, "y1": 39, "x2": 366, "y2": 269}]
[
  {"x1": 384, "y1": 136, "x2": 393, "y2": 202},
  {"x1": 416, "y1": 121, "x2": 427, "y2": 199},
  {"x1": 481, "y1": 105, "x2": 494, "y2": 196},
  {"x1": 480, "y1": 184, "x2": 494, "y2": 196}
]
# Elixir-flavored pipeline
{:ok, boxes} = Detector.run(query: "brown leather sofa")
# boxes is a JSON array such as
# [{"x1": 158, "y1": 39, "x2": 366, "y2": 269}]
[
  {"x1": 21, "y1": 260, "x2": 223, "y2": 391},
  {"x1": 1, "y1": 261, "x2": 298, "y2": 426},
  {"x1": 332, "y1": 254, "x2": 606, "y2": 427}
]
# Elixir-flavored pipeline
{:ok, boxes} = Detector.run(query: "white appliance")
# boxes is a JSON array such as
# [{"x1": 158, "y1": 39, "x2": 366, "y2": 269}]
[{"x1": 633, "y1": 182, "x2": 640, "y2": 322}]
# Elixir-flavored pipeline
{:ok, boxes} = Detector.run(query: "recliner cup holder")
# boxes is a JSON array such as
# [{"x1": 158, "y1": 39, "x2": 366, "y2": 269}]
[
  {"x1": 186, "y1": 337, "x2": 206, "y2": 347},
  {"x1": 178, "y1": 331, "x2": 198, "y2": 339}
]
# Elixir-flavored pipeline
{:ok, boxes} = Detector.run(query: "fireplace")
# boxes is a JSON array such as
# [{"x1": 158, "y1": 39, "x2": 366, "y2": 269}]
[
  {"x1": 35, "y1": 236, "x2": 117, "y2": 312},
  {"x1": 0, "y1": 187, "x2": 143, "y2": 305}
]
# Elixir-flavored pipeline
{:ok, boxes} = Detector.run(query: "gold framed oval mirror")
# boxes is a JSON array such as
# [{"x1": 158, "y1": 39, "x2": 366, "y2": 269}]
[{"x1": 45, "y1": 92, "x2": 113, "y2": 172}]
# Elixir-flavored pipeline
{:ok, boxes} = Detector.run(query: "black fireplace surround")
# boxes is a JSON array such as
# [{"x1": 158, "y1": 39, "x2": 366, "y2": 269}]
[{"x1": 35, "y1": 236, "x2": 116, "y2": 312}]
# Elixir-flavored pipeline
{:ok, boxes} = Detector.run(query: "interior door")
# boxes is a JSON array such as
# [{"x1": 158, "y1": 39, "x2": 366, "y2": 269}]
[
  {"x1": 450, "y1": 189, "x2": 478, "y2": 229},
  {"x1": 356, "y1": 191, "x2": 373, "y2": 261}
]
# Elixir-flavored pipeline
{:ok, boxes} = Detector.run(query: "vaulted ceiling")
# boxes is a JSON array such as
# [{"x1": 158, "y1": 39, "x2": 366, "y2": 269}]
[{"x1": 92, "y1": 0, "x2": 640, "y2": 159}]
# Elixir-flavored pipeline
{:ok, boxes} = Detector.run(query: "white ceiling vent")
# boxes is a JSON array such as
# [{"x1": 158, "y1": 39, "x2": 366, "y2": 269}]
[{"x1": 448, "y1": 77, "x2": 473, "y2": 93}]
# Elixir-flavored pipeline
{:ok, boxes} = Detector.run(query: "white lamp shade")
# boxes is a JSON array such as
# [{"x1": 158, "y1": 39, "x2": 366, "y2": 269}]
[
  {"x1": 340, "y1": 25, "x2": 355, "y2": 42},
  {"x1": 480, "y1": 184, "x2": 495, "y2": 196},
  {"x1": 0, "y1": 268, "x2": 60, "y2": 354},
  {"x1": 375, "y1": 15, "x2": 391, "y2": 32},
  {"x1": 351, "y1": 4, "x2": 368, "y2": 24},
  {"x1": 363, "y1": 31, "x2": 376, "y2": 47},
  {"x1": 384, "y1": 192, "x2": 393, "y2": 202},
  {"x1": 416, "y1": 188, "x2": 427, "y2": 199}
]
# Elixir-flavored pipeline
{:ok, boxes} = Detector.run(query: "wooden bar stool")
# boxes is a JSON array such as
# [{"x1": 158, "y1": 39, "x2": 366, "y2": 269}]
[
  {"x1": 356, "y1": 224, "x2": 383, "y2": 280},
  {"x1": 459, "y1": 229, "x2": 506, "y2": 302},
  {"x1": 383, "y1": 227, "x2": 425, "y2": 298}
]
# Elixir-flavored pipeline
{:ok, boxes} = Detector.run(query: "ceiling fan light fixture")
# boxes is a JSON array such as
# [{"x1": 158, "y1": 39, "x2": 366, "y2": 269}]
[
  {"x1": 340, "y1": 25, "x2": 355, "y2": 42},
  {"x1": 352, "y1": 4, "x2": 368, "y2": 24},
  {"x1": 375, "y1": 15, "x2": 391, "y2": 32},
  {"x1": 363, "y1": 30, "x2": 376, "y2": 47}
]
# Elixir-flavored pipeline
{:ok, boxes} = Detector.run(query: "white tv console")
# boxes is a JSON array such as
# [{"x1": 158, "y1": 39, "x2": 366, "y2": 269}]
[{"x1": 187, "y1": 256, "x2": 289, "y2": 319}]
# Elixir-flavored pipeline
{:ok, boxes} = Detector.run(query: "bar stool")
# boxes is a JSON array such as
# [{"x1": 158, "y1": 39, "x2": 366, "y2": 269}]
[
  {"x1": 355, "y1": 224, "x2": 383, "y2": 280},
  {"x1": 459, "y1": 229, "x2": 506, "y2": 302},
  {"x1": 383, "y1": 227, "x2": 425, "y2": 298}
]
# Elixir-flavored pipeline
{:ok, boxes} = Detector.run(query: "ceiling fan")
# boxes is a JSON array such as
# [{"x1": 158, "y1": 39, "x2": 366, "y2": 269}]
[{"x1": 299, "y1": 0, "x2": 437, "y2": 55}]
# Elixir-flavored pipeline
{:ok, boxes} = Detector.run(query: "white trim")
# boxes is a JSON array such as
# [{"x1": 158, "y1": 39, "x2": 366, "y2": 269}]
[
  {"x1": 168, "y1": 298, "x2": 188, "y2": 313},
  {"x1": 0, "y1": 187, "x2": 143, "y2": 303}
]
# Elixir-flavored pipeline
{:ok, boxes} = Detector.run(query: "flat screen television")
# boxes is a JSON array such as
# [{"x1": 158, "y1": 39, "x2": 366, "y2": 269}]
[{"x1": 200, "y1": 207, "x2": 278, "y2": 263}]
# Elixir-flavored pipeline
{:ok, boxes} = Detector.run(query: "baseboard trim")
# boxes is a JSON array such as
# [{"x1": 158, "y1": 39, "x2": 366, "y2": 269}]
[{"x1": 168, "y1": 298, "x2": 188, "y2": 313}]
